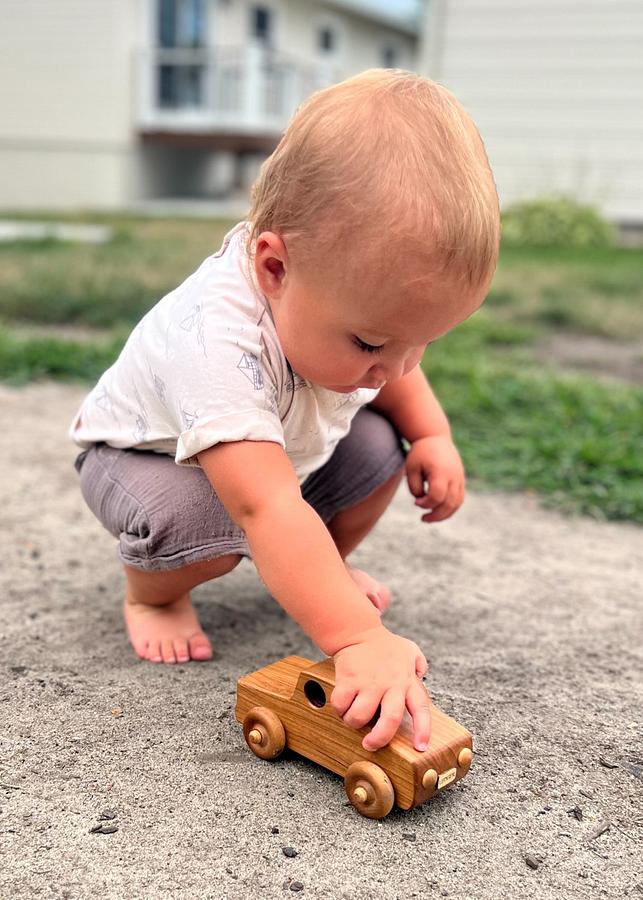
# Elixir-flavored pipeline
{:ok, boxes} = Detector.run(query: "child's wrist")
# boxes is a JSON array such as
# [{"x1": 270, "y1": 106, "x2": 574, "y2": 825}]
[
  {"x1": 410, "y1": 430, "x2": 452, "y2": 444},
  {"x1": 324, "y1": 623, "x2": 389, "y2": 657}
]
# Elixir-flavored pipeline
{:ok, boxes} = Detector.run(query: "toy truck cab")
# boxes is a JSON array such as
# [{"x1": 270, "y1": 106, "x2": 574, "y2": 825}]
[{"x1": 235, "y1": 655, "x2": 473, "y2": 819}]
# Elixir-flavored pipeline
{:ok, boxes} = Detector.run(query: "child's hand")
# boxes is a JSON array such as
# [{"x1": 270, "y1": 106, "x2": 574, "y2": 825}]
[
  {"x1": 406, "y1": 435, "x2": 465, "y2": 522},
  {"x1": 331, "y1": 625, "x2": 431, "y2": 752}
]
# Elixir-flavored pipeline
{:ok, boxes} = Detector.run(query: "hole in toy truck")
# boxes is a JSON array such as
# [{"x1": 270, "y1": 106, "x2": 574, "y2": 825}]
[{"x1": 303, "y1": 680, "x2": 327, "y2": 708}]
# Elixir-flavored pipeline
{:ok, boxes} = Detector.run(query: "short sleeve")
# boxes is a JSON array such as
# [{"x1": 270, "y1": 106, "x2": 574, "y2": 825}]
[{"x1": 155, "y1": 285, "x2": 286, "y2": 466}]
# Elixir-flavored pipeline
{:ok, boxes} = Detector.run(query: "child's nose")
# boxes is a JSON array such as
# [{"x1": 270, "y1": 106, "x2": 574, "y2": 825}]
[{"x1": 369, "y1": 358, "x2": 405, "y2": 383}]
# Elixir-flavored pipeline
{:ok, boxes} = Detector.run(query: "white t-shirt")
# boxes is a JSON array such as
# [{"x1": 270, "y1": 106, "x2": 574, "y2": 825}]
[{"x1": 69, "y1": 221, "x2": 380, "y2": 484}]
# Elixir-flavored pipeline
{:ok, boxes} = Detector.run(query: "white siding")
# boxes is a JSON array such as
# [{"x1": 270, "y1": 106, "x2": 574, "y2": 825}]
[
  {"x1": 0, "y1": 0, "x2": 144, "y2": 208},
  {"x1": 0, "y1": 0, "x2": 417, "y2": 210},
  {"x1": 423, "y1": 0, "x2": 643, "y2": 223}
]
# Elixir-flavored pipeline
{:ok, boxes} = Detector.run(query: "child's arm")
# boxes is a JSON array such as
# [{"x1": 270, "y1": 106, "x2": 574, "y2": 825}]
[
  {"x1": 370, "y1": 364, "x2": 466, "y2": 523},
  {"x1": 368, "y1": 363, "x2": 451, "y2": 441},
  {"x1": 198, "y1": 440, "x2": 431, "y2": 752}
]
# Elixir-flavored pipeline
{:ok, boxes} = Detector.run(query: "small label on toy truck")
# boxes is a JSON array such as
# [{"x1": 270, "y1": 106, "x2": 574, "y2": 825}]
[{"x1": 438, "y1": 767, "x2": 457, "y2": 789}]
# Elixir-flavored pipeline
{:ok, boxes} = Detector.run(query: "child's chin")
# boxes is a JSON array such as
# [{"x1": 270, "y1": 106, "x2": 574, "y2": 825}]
[{"x1": 326, "y1": 384, "x2": 358, "y2": 393}]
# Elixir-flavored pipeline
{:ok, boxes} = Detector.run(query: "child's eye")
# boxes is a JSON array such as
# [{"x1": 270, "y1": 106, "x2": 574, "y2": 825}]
[{"x1": 352, "y1": 336, "x2": 384, "y2": 354}]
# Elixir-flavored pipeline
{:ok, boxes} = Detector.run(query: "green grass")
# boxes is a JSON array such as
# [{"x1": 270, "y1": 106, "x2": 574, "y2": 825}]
[
  {"x1": 424, "y1": 330, "x2": 643, "y2": 522},
  {"x1": 1, "y1": 212, "x2": 642, "y2": 523},
  {"x1": 0, "y1": 327, "x2": 124, "y2": 385},
  {"x1": 488, "y1": 245, "x2": 643, "y2": 340},
  {"x1": 0, "y1": 216, "x2": 232, "y2": 328}
]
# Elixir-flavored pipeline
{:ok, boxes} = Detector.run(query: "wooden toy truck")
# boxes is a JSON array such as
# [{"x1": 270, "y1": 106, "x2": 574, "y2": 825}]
[{"x1": 235, "y1": 655, "x2": 473, "y2": 819}]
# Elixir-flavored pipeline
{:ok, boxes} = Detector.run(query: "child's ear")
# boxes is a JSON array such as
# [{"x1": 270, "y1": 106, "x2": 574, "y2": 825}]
[{"x1": 254, "y1": 232, "x2": 288, "y2": 298}]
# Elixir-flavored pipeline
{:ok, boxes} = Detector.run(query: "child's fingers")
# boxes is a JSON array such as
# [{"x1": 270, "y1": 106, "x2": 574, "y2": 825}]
[
  {"x1": 330, "y1": 683, "x2": 359, "y2": 719},
  {"x1": 361, "y1": 688, "x2": 406, "y2": 751},
  {"x1": 406, "y1": 680, "x2": 432, "y2": 752},
  {"x1": 414, "y1": 475, "x2": 448, "y2": 510},
  {"x1": 406, "y1": 463, "x2": 426, "y2": 498},
  {"x1": 418, "y1": 480, "x2": 465, "y2": 522}
]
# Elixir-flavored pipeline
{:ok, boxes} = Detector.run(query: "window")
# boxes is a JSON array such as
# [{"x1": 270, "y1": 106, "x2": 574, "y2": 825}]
[
  {"x1": 318, "y1": 26, "x2": 335, "y2": 53},
  {"x1": 156, "y1": 0, "x2": 206, "y2": 108},
  {"x1": 381, "y1": 44, "x2": 398, "y2": 68},
  {"x1": 252, "y1": 6, "x2": 273, "y2": 44},
  {"x1": 158, "y1": 0, "x2": 205, "y2": 48}
]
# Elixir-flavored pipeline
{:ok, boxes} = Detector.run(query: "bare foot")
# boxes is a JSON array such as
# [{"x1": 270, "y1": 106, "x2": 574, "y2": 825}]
[
  {"x1": 345, "y1": 563, "x2": 391, "y2": 616},
  {"x1": 123, "y1": 589, "x2": 213, "y2": 664}
]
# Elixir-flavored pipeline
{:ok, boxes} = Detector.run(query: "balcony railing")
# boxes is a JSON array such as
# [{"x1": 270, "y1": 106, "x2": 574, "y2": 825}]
[{"x1": 136, "y1": 43, "x2": 344, "y2": 135}]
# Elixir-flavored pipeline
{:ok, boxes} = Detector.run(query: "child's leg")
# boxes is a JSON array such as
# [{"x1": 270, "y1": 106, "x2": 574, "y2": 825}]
[
  {"x1": 325, "y1": 466, "x2": 405, "y2": 559},
  {"x1": 302, "y1": 406, "x2": 407, "y2": 615},
  {"x1": 75, "y1": 444, "x2": 250, "y2": 664},
  {"x1": 123, "y1": 554, "x2": 242, "y2": 664}
]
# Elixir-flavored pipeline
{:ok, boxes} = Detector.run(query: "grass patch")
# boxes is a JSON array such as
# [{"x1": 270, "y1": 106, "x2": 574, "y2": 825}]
[
  {"x1": 0, "y1": 327, "x2": 124, "y2": 385},
  {"x1": 488, "y1": 245, "x2": 643, "y2": 340},
  {"x1": 0, "y1": 216, "x2": 234, "y2": 328},
  {"x1": 425, "y1": 331, "x2": 643, "y2": 523}
]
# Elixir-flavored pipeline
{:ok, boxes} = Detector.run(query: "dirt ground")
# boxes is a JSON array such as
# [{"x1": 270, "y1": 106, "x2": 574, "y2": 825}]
[{"x1": 1, "y1": 382, "x2": 641, "y2": 900}]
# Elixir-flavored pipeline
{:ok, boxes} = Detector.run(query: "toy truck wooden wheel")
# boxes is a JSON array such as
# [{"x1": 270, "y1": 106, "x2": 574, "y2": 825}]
[
  {"x1": 344, "y1": 761, "x2": 395, "y2": 819},
  {"x1": 243, "y1": 707, "x2": 286, "y2": 760}
]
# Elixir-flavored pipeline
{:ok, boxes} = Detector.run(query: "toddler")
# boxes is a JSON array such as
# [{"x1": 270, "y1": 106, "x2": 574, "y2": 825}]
[{"x1": 70, "y1": 69, "x2": 499, "y2": 754}]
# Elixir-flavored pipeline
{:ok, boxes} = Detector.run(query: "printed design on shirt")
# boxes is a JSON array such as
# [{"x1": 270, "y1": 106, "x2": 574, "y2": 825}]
[
  {"x1": 94, "y1": 385, "x2": 120, "y2": 426},
  {"x1": 286, "y1": 372, "x2": 308, "y2": 394},
  {"x1": 212, "y1": 232, "x2": 234, "y2": 259},
  {"x1": 151, "y1": 371, "x2": 167, "y2": 406},
  {"x1": 181, "y1": 407, "x2": 199, "y2": 430},
  {"x1": 237, "y1": 352, "x2": 264, "y2": 390},
  {"x1": 131, "y1": 385, "x2": 150, "y2": 444},
  {"x1": 333, "y1": 390, "x2": 360, "y2": 410},
  {"x1": 180, "y1": 303, "x2": 207, "y2": 357}
]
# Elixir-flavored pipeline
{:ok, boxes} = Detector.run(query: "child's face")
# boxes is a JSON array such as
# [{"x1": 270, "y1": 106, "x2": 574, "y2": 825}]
[{"x1": 253, "y1": 232, "x2": 486, "y2": 393}]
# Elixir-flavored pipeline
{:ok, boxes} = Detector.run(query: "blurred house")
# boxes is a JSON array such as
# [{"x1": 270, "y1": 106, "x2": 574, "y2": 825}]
[
  {"x1": 0, "y1": 0, "x2": 420, "y2": 211},
  {"x1": 2, "y1": 0, "x2": 641, "y2": 226},
  {"x1": 421, "y1": 0, "x2": 643, "y2": 226}
]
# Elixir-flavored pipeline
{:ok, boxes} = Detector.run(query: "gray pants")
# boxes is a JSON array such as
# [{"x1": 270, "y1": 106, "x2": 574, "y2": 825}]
[{"x1": 73, "y1": 407, "x2": 406, "y2": 572}]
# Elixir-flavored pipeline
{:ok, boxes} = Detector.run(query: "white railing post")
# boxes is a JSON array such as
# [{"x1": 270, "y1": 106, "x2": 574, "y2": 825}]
[
  {"x1": 243, "y1": 41, "x2": 264, "y2": 129},
  {"x1": 138, "y1": 49, "x2": 154, "y2": 128}
]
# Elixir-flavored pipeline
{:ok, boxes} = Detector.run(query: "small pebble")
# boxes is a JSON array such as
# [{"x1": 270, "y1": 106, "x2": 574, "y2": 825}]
[
  {"x1": 598, "y1": 757, "x2": 618, "y2": 769},
  {"x1": 290, "y1": 883, "x2": 304, "y2": 893},
  {"x1": 282, "y1": 846, "x2": 298, "y2": 858},
  {"x1": 579, "y1": 789, "x2": 594, "y2": 799},
  {"x1": 99, "y1": 809, "x2": 117, "y2": 820},
  {"x1": 525, "y1": 854, "x2": 541, "y2": 870},
  {"x1": 271, "y1": 826, "x2": 280, "y2": 834},
  {"x1": 402, "y1": 832, "x2": 416, "y2": 841},
  {"x1": 567, "y1": 806, "x2": 583, "y2": 821}
]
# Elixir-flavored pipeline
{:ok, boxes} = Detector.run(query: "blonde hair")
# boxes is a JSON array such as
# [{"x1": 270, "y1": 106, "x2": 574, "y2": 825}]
[{"x1": 245, "y1": 68, "x2": 500, "y2": 291}]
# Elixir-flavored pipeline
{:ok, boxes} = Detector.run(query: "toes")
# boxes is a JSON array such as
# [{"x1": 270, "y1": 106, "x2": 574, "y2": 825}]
[
  {"x1": 132, "y1": 640, "x2": 149, "y2": 660},
  {"x1": 161, "y1": 639, "x2": 177, "y2": 664},
  {"x1": 146, "y1": 640, "x2": 162, "y2": 663},
  {"x1": 174, "y1": 638, "x2": 190, "y2": 664},
  {"x1": 189, "y1": 633, "x2": 213, "y2": 661}
]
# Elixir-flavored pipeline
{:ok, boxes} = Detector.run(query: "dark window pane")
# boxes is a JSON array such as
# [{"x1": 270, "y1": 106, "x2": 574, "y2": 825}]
[
  {"x1": 318, "y1": 27, "x2": 335, "y2": 53},
  {"x1": 382, "y1": 45, "x2": 397, "y2": 68},
  {"x1": 158, "y1": 0, "x2": 204, "y2": 48},
  {"x1": 158, "y1": 64, "x2": 176, "y2": 106},
  {"x1": 252, "y1": 6, "x2": 272, "y2": 41},
  {"x1": 159, "y1": 0, "x2": 176, "y2": 48}
]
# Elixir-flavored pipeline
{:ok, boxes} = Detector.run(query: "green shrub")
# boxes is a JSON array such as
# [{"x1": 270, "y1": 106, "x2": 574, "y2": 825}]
[{"x1": 501, "y1": 196, "x2": 616, "y2": 249}]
